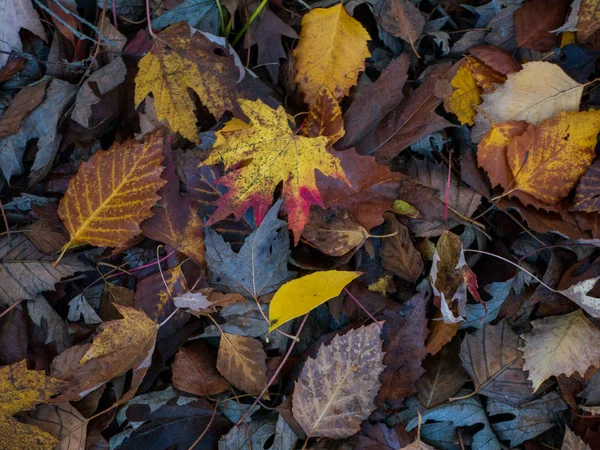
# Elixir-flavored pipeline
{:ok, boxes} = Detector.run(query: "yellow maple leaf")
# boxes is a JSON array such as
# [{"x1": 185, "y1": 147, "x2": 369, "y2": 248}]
[
  {"x1": 135, "y1": 22, "x2": 254, "y2": 143},
  {"x1": 201, "y1": 99, "x2": 349, "y2": 243},
  {"x1": 507, "y1": 110, "x2": 600, "y2": 205},
  {"x1": 293, "y1": 4, "x2": 370, "y2": 107},
  {"x1": 268, "y1": 271, "x2": 361, "y2": 331},
  {"x1": 0, "y1": 360, "x2": 63, "y2": 450},
  {"x1": 57, "y1": 130, "x2": 166, "y2": 260}
]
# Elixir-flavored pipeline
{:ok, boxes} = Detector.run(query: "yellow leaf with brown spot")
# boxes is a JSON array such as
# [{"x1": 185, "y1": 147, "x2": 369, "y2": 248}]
[
  {"x1": 201, "y1": 99, "x2": 349, "y2": 243},
  {"x1": 135, "y1": 22, "x2": 268, "y2": 142},
  {"x1": 0, "y1": 360, "x2": 63, "y2": 450},
  {"x1": 293, "y1": 4, "x2": 370, "y2": 107},
  {"x1": 304, "y1": 88, "x2": 345, "y2": 146},
  {"x1": 507, "y1": 110, "x2": 600, "y2": 205},
  {"x1": 58, "y1": 130, "x2": 166, "y2": 251}
]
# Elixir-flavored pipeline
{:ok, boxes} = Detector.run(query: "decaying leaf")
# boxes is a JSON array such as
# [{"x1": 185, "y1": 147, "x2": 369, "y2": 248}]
[
  {"x1": 201, "y1": 99, "x2": 349, "y2": 242},
  {"x1": 520, "y1": 309, "x2": 600, "y2": 391},
  {"x1": 514, "y1": 0, "x2": 568, "y2": 51},
  {"x1": 217, "y1": 333, "x2": 267, "y2": 395},
  {"x1": 380, "y1": 212, "x2": 423, "y2": 284},
  {"x1": 135, "y1": 22, "x2": 270, "y2": 142},
  {"x1": 375, "y1": 0, "x2": 425, "y2": 56},
  {"x1": 0, "y1": 360, "x2": 63, "y2": 450},
  {"x1": 58, "y1": 130, "x2": 167, "y2": 251},
  {"x1": 23, "y1": 403, "x2": 87, "y2": 450},
  {"x1": 0, "y1": 0, "x2": 46, "y2": 69},
  {"x1": 173, "y1": 342, "x2": 229, "y2": 396},
  {"x1": 268, "y1": 271, "x2": 361, "y2": 331},
  {"x1": 301, "y1": 208, "x2": 367, "y2": 257},
  {"x1": 0, "y1": 234, "x2": 89, "y2": 307},
  {"x1": 51, "y1": 304, "x2": 158, "y2": 402},
  {"x1": 562, "y1": 427, "x2": 592, "y2": 450},
  {"x1": 293, "y1": 4, "x2": 370, "y2": 107},
  {"x1": 573, "y1": 159, "x2": 600, "y2": 213},
  {"x1": 205, "y1": 199, "x2": 295, "y2": 298},
  {"x1": 304, "y1": 88, "x2": 345, "y2": 146},
  {"x1": 292, "y1": 323, "x2": 384, "y2": 439},
  {"x1": 578, "y1": 0, "x2": 600, "y2": 41},
  {"x1": 173, "y1": 289, "x2": 243, "y2": 316}
]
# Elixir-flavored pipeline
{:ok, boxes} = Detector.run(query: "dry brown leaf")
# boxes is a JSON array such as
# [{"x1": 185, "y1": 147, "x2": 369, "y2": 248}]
[
  {"x1": 172, "y1": 342, "x2": 229, "y2": 396},
  {"x1": 375, "y1": 0, "x2": 425, "y2": 56},
  {"x1": 301, "y1": 208, "x2": 367, "y2": 257},
  {"x1": 23, "y1": 403, "x2": 87, "y2": 450},
  {"x1": 292, "y1": 323, "x2": 384, "y2": 439},
  {"x1": 217, "y1": 333, "x2": 267, "y2": 395},
  {"x1": 514, "y1": 0, "x2": 569, "y2": 51},
  {"x1": 380, "y1": 212, "x2": 423, "y2": 284}
]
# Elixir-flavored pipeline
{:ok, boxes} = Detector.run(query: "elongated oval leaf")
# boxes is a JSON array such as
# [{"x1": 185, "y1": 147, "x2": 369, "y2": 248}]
[
  {"x1": 58, "y1": 130, "x2": 167, "y2": 250},
  {"x1": 268, "y1": 270, "x2": 361, "y2": 331}
]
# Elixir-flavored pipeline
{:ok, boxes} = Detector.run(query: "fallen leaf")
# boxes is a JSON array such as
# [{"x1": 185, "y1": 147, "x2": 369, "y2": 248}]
[
  {"x1": 416, "y1": 337, "x2": 468, "y2": 409},
  {"x1": 355, "y1": 63, "x2": 454, "y2": 164},
  {"x1": 520, "y1": 309, "x2": 600, "y2": 391},
  {"x1": 380, "y1": 212, "x2": 423, "y2": 284},
  {"x1": 0, "y1": 77, "x2": 49, "y2": 138},
  {"x1": 425, "y1": 313, "x2": 460, "y2": 355},
  {"x1": 573, "y1": 159, "x2": 600, "y2": 212},
  {"x1": 172, "y1": 342, "x2": 229, "y2": 396},
  {"x1": 217, "y1": 333, "x2": 267, "y2": 394},
  {"x1": 444, "y1": 61, "x2": 482, "y2": 126},
  {"x1": 292, "y1": 323, "x2": 384, "y2": 439},
  {"x1": 51, "y1": 304, "x2": 158, "y2": 402},
  {"x1": 246, "y1": 4, "x2": 298, "y2": 84},
  {"x1": 68, "y1": 294, "x2": 102, "y2": 325},
  {"x1": 133, "y1": 266, "x2": 188, "y2": 322},
  {"x1": 293, "y1": 4, "x2": 370, "y2": 107},
  {"x1": 338, "y1": 54, "x2": 409, "y2": 149},
  {"x1": 578, "y1": 0, "x2": 600, "y2": 41},
  {"x1": 317, "y1": 148, "x2": 404, "y2": 231},
  {"x1": 141, "y1": 136, "x2": 205, "y2": 267},
  {"x1": 487, "y1": 392, "x2": 568, "y2": 446},
  {"x1": 205, "y1": 199, "x2": 295, "y2": 298},
  {"x1": 301, "y1": 208, "x2": 367, "y2": 257},
  {"x1": 506, "y1": 111, "x2": 600, "y2": 206},
  {"x1": 304, "y1": 88, "x2": 345, "y2": 146},
  {"x1": 0, "y1": 0, "x2": 46, "y2": 69},
  {"x1": 375, "y1": 0, "x2": 425, "y2": 56},
  {"x1": 28, "y1": 297, "x2": 71, "y2": 352},
  {"x1": 0, "y1": 360, "x2": 63, "y2": 450},
  {"x1": 557, "y1": 276, "x2": 600, "y2": 319},
  {"x1": 479, "y1": 62, "x2": 583, "y2": 126},
  {"x1": 135, "y1": 22, "x2": 270, "y2": 142},
  {"x1": 58, "y1": 130, "x2": 166, "y2": 250},
  {"x1": 0, "y1": 234, "x2": 89, "y2": 307},
  {"x1": 460, "y1": 320, "x2": 537, "y2": 406},
  {"x1": 562, "y1": 427, "x2": 592, "y2": 450},
  {"x1": 219, "y1": 415, "x2": 279, "y2": 450},
  {"x1": 152, "y1": 0, "x2": 220, "y2": 34},
  {"x1": 468, "y1": 45, "x2": 522, "y2": 75},
  {"x1": 201, "y1": 99, "x2": 349, "y2": 242},
  {"x1": 514, "y1": 0, "x2": 569, "y2": 51},
  {"x1": 173, "y1": 289, "x2": 243, "y2": 316},
  {"x1": 377, "y1": 291, "x2": 429, "y2": 410},
  {"x1": 268, "y1": 270, "x2": 361, "y2": 331},
  {"x1": 23, "y1": 403, "x2": 87, "y2": 450},
  {"x1": 461, "y1": 278, "x2": 514, "y2": 329}
]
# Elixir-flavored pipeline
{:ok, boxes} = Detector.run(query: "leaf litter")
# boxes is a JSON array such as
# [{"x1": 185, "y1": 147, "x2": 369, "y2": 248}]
[{"x1": 2, "y1": 0, "x2": 600, "y2": 448}]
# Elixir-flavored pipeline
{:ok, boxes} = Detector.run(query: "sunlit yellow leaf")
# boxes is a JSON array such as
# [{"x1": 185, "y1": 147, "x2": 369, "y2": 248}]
[
  {"x1": 293, "y1": 4, "x2": 370, "y2": 107},
  {"x1": 268, "y1": 270, "x2": 361, "y2": 331}
]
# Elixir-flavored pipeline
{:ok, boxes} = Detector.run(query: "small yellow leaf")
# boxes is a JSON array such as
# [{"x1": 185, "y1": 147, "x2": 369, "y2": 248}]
[
  {"x1": 294, "y1": 4, "x2": 370, "y2": 107},
  {"x1": 269, "y1": 270, "x2": 361, "y2": 331},
  {"x1": 445, "y1": 63, "x2": 481, "y2": 126},
  {"x1": 393, "y1": 199, "x2": 420, "y2": 218}
]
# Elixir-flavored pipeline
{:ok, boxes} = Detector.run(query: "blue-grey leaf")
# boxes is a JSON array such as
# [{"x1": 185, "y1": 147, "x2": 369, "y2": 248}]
[
  {"x1": 217, "y1": 394, "x2": 260, "y2": 423},
  {"x1": 205, "y1": 199, "x2": 296, "y2": 298},
  {"x1": 487, "y1": 392, "x2": 568, "y2": 447},
  {"x1": 152, "y1": 0, "x2": 220, "y2": 35},
  {"x1": 461, "y1": 278, "x2": 514, "y2": 329},
  {"x1": 405, "y1": 391, "x2": 502, "y2": 450},
  {"x1": 219, "y1": 415, "x2": 277, "y2": 450}
]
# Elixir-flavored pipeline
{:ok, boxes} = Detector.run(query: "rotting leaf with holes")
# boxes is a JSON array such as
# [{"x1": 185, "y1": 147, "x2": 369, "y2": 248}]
[
  {"x1": 57, "y1": 130, "x2": 167, "y2": 255},
  {"x1": 292, "y1": 323, "x2": 384, "y2": 439},
  {"x1": 200, "y1": 99, "x2": 349, "y2": 242}
]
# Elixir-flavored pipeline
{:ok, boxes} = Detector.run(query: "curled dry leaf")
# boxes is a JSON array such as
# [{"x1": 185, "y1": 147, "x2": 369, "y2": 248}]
[
  {"x1": 292, "y1": 323, "x2": 385, "y2": 439},
  {"x1": 173, "y1": 289, "x2": 244, "y2": 316},
  {"x1": 57, "y1": 130, "x2": 167, "y2": 251},
  {"x1": 268, "y1": 270, "x2": 361, "y2": 331},
  {"x1": 217, "y1": 333, "x2": 267, "y2": 395},
  {"x1": 520, "y1": 309, "x2": 600, "y2": 391},
  {"x1": 301, "y1": 208, "x2": 367, "y2": 257},
  {"x1": 293, "y1": 4, "x2": 370, "y2": 107}
]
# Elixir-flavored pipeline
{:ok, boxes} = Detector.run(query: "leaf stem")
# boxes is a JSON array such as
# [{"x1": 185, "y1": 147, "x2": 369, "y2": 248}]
[{"x1": 344, "y1": 288, "x2": 382, "y2": 329}]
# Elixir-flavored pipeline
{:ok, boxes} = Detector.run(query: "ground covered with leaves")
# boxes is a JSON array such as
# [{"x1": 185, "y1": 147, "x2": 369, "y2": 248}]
[{"x1": 2, "y1": 0, "x2": 600, "y2": 448}]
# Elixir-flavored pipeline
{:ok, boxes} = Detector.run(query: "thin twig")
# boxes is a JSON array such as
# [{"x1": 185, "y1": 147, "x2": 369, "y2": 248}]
[{"x1": 344, "y1": 288, "x2": 382, "y2": 329}]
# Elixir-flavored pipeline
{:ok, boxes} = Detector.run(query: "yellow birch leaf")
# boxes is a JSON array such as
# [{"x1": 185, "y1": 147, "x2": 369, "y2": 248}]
[
  {"x1": 445, "y1": 63, "x2": 481, "y2": 126},
  {"x1": 0, "y1": 360, "x2": 63, "y2": 450},
  {"x1": 268, "y1": 270, "x2": 361, "y2": 331},
  {"x1": 201, "y1": 99, "x2": 349, "y2": 243},
  {"x1": 293, "y1": 4, "x2": 370, "y2": 107},
  {"x1": 507, "y1": 110, "x2": 600, "y2": 205},
  {"x1": 57, "y1": 130, "x2": 166, "y2": 252}
]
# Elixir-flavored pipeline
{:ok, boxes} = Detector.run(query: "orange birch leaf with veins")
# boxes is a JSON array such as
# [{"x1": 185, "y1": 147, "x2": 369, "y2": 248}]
[
  {"x1": 293, "y1": 4, "x2": 370, "y2": 107},
  {"x1": 58, "y1": 130, "x2": 166, "y2": 251},
  {"x1": 507, "y1": 110, "x2": 600, "y2": 206},
  {"x1": 201, "y1": 99, "x2": 349, "y2": 243}
]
